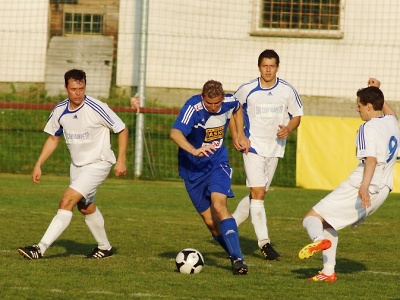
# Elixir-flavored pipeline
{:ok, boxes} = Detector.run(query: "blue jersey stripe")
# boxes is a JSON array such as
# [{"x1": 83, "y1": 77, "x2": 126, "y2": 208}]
[
  {"x1": 85, "y1": 97, "x2": 115, "y2": 126},
  {"x1": 358, "y1": 124, "x2": 366, "y2": 150},
  {"x1": 279, "y1": 78, "x2": 303, "y2": 108}
]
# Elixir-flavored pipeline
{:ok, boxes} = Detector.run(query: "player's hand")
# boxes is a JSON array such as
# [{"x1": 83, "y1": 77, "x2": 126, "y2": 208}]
[
  {"x1": 114, "y1": 161, "x2": 127, "y2": 177},
  {"x1": 234, "y1": 135, "x2": 250, "y2": 154},
  {"x1": 358, "y1": 186, "x2": 371, "y2": 208},
  {"x1": 31, "y1": 165, "x2": 42, "y2": 184},
  {"x1": 277, "y1": 124, "x2": 290, "y2": 139},
  {"x1": 131, "y1": 94, "x2": 140, "y2": 112},
  {"x1": 368, "y1": 78, "x2": 380, "y2": 88},
  {"x1": 192, "y1": 144, "x2": 216, "y2": 157}
]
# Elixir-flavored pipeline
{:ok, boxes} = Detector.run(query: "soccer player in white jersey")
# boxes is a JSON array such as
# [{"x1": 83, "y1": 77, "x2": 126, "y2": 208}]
[
  {"x1": 231, "y1": 49, "x2": 303, "y2": 260},
  {"x1": 170, "y1": 80, "x2": 251, "y2": 275},
  {"x1": 18, "y1": 69, "x2": 128, "y2": 259},
  {"x1": 298, "y1": 78, "x2": 400, "y2": 282}
]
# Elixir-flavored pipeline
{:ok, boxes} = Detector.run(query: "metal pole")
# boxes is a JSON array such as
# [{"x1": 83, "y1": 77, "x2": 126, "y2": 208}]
[{"x1": 134, "y1": 0, "x2": 149, "y2": 178}]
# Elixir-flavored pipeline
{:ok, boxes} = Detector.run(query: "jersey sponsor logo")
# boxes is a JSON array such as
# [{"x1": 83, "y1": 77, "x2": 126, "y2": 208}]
[
  {"x1": 64, "y1": 131, "x2": 91, "y2": 143},
  {"x1": 204, "y1": 125, "x2": 224, "y2": 142},
  {"x1": 202, "y1": 139, "x2": 223, "y2": 149},
  {"x1": 194, "y1": 103, "x2": 203, "y2": 111},
  {"x1": 255, "y1": 103, "x2": 283, "y2": 118}
]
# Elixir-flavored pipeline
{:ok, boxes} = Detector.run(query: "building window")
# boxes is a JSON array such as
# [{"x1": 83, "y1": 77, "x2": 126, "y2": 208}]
[
  {"x1": 64, "y1": 12, "x2": 104, "y2": 35},
  {"x1": 252, "y1": 0, "x2": 343, "y2": 39}
]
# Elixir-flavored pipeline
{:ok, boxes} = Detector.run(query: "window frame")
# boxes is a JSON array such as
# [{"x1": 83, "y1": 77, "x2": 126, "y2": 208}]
[
  {"x1": 63, "y1": 12, "x2": 104, "y2": 36},
  {"x1": 251, "y1": 0, "x2": 345, "y2": 39}
]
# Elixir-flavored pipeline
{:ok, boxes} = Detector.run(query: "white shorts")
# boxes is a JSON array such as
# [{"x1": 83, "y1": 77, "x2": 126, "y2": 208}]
[
  {"x1": 69, "y1": 161, "x2": 112, "y2": 205},
  {"x1": 313, "y1": 180, "x2": 390, "y2": 231},
  {"x1": 243, "y1": 152, "x2": 278, "y2": 189}
]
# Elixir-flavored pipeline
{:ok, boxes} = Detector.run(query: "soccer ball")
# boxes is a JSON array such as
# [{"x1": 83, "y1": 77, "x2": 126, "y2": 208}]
[{"x1": 175, "y1": 248, "x2": 204, "y2": 274}]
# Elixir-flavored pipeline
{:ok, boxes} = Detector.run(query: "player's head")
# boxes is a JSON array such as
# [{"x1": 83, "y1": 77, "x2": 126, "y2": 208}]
[
  {"x1": 357, "y1": 86, "x2": 384, "y2": 110},
  {"x1": 258, "y1": 49, "x2": 280, "y2": 67},
  {"x1": 258, "y1": 50, "x2": 280, "y2": 86},
  {"x1": 64, "y1": 69, "x2": 87, "y2": 109},
  {"x1": 201, "y1": 80, "x2": 225, "y2": 113},
  {"x1": 64, "y1": 69, "x2": 87, "y2": 87},
  {"x1": 356, "y1": 86, "x2": 384, "y2": 121}
]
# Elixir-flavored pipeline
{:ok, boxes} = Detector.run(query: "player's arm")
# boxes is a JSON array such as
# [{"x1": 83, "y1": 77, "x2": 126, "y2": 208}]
[
  {"x1": 114, "y1": 127, "x2": 128, "y2": 177},
  {"x1": 277, "y1": 116, "x2": 301, "y2": 139},
  {"x1": 229, "y1": 116, "x2": 241, "y2": 151},
  {"x1": 232, "y1": 105, "x2": 250, "y2": 154},
  {"x1": 359, "y1": 156, "x2": 377, "y2": 208},
  {"x1": 170, "y1": 128, "x2": 215, "y2": 157},
  {"x1": 382, "y1": 102, "x2": 398, "y2": 120},
  {"x1": 32, "y1": 135, "x2": 61, "y2": 183}
]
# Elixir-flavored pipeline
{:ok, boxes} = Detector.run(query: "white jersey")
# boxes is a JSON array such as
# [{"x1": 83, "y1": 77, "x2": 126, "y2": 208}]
[
  {"x1": 44, "y1": 95, "x2": 126, "y2": 167},
  {"x1": 234, "y1": 77, "x2": 303, "y2": 157},
  {"x1": 348, "y1": 114, "x2": 400, "y2": 192}
]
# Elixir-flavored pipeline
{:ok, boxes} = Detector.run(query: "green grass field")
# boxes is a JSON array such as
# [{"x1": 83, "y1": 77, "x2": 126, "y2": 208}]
[{"x1": 1, "y1": 173, "x2": 399, "y2": 300}]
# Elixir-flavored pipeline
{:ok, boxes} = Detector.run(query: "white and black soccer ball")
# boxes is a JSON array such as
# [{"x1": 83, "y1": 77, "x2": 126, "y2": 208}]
[{"x1": 175, "y1": 248, "x2": 204, "y2": 274}]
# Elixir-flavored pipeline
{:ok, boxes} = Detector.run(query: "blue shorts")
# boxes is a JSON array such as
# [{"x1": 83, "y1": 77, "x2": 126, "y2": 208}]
[{"x1": 184, "y1": 163, "x2": 234, "y2": 214}]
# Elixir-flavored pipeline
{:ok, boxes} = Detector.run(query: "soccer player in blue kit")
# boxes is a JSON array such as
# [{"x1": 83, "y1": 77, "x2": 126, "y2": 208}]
[{"x1": 170, "y1": 80, "x2": 250, "y2": 275}]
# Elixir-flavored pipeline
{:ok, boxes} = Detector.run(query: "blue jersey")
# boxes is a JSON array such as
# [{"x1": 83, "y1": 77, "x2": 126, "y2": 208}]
[{"x1": 172, "y1": 93, "x2": 240, "y2": 181}]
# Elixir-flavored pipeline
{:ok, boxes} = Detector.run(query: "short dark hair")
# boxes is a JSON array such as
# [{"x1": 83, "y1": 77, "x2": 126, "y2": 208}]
[
  {"x1": 202, "y1": 80, "x2": 225, "y2": 98},
  {"x1": 64, "y1": 69, "x2": 86, "y2": 87},
  {"x1": 258, "y1": 49, "x2": 280, "y2": 67},
  {"x1": 356, "y1": 86, "x2": 384, "y2": 111}
]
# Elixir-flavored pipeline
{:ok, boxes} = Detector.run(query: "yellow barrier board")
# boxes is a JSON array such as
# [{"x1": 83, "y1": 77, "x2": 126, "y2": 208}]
[{"x1": 296, "y1": 116, "x2": 400, "y2": 193}]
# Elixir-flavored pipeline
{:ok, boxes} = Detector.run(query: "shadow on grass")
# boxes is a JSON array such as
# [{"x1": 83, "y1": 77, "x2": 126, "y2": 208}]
[
  {"x1": 292, "y1": 258, "x2": 367, "y2": 279},
  {"x1": 43, "y1": 239, "x2": 118, "y2": 259}
]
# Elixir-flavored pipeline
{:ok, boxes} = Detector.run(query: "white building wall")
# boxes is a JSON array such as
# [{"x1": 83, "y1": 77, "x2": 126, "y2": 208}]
[
  {"x1": 117, "y1": 0, "x2": 400, "y2": 101},
  {"x1": 1, "y1": 0, "x2": 399, "y2": 101},
  {"x1": 0, "y1": 0, "x2": 48, "y2": 82}
]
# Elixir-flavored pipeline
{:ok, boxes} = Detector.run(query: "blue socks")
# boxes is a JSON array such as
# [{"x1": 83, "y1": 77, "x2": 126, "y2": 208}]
[{"x1": 220, "y1": 217, "x2": 244, "y2": 260}]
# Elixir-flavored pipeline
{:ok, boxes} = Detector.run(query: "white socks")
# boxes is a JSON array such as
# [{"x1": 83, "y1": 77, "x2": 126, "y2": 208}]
[
  {"x1": 302, "y1": 215, "x2": 338, "y2": 276},
  {"x1": 232, "y1": 196, "x2": 270, "y2": 247},
  {"x1": 250, "y1": 199, "x2": 269, "y2": 247},
  {"x1": 322, "y1": 227, "x2": 338, "y2": 276},
  {"x1": 39, "y1": 209, "x2": 73, "y2": 254},
  {"x1": 302, "y1": 215, "x2": 324, "y2": 242},
  {"x1": 232, "y1": 195, "x2": 250, "y2": 226},
  {"x1": 84, "y1": 208, "x2": 111, "y2": 250}
]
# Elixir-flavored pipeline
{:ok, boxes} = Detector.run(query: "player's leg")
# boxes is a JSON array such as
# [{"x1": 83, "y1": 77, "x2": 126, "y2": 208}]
[
  {"x1": 320, "y1": 227, "x2": 338, "y2": 277},
  {"x1": 209, "y1": 206, "x2": 230, "y2": 254},
  {"x1": 299, "y1": 210, "x2": 332, "y2": 259},
  {"x1": 184, "y1": 177, "x2": 229, "y2": 254},
  {"x1": 40, "y1": 187, "x2": 83, "y2": 251},
  {"x1": 304, "y1": 225, "x2": 338, "y2": 282},
  {"x1": 249, "y1": 186, "x2": 268, "y2": 245},
  {"x1": 73, "y1": 161, "x2": 113, "y2": 258},
  {"x1": 18, "y1": 187, "x2": 82, "y2": 259},
  {"x1": 79, "y1": 202, "x2": 113, "y2": 258},
  {"x1": 245, "y1": 155, "x2": 280, "y2": 259},
  {"x1": 231, "y1": 152, "x2": 258, "y2": 226},
  {"x1": 209, "y1": 192, "x2": 247, "y2": 275},
  {"x1": 231, "y1": 194, "x2": 250, "y2": 226},
  {"x1": 209, "y1": 165, "x2": 248, "y2": 274}
]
